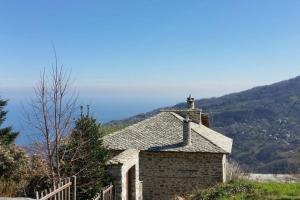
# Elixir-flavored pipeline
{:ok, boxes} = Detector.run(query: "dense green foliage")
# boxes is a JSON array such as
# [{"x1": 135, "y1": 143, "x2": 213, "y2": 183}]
[
  {"x1": 0, "y1": 144, "x2": 27, "y2": 182},
  {"x1": 0, "y1": 98, "x2": 29, "y2": 196},
  {"x1": 0, "y1": 99, "x2": 18, "y2": 145},
  {"x1": 114, "y1": 76, "x2": 300, "y2": 173},
  {"x1": 0, "y1": 144, "x2": 28, "y2": 196},
  {"x1": 62, "y1": 107, "x2": 109, "y2": 200},
  {"x1": 189, "y1": 180, "x2": 300, "y2": 200}
]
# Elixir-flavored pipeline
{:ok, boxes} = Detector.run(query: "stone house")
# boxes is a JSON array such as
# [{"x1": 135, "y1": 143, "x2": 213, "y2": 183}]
[{"x1": 103, "y1": 96, "x2": 233, "y2": 200}]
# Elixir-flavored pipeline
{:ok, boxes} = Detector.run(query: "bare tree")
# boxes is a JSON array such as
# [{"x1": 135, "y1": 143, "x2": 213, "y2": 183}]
[{"x1": 25, "y1": 52, "x2": 77, "y2": 180}]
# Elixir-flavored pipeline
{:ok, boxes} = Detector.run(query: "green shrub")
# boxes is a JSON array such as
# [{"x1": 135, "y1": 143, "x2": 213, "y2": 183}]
[
  {"x1": 24, "y1": 155, "x2": 52, "y2": 198},
  {"x1": 191, "y1": 180, "x2": 257, "y2": 200},
  {"x1": 190, "y1": 180, "x2": 300, "y2": 200},
  {"x1": 0, "y1": 144, "x2": 29, "y2": 197}
]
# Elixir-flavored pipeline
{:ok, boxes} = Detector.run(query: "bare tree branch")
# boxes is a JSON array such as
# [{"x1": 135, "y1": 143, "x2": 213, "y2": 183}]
[{"x1": 25, "y1": 51, "x2": 77, "y2": 181}]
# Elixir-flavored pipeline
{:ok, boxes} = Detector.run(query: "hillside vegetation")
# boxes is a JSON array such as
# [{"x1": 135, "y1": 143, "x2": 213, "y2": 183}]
[
  {"x1": 187, "y1": 180, "x2": 300, "y2": 200},
  {"x1": 110, "y1": 76, "x2": 300, "y2": 173}
]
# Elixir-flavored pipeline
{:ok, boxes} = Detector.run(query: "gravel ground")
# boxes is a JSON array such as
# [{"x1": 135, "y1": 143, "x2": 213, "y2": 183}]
[{"x1": 249, "y1": 173, "x2": 300, "y2": 182}]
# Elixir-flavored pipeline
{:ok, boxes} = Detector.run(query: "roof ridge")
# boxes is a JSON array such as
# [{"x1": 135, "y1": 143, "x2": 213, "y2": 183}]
[
  {"x1": 170, "y1": 112, "x2": 228, "y2": 153},
  {"x1": 191, "y1": 123, "x2": 232, "y2": 153}
]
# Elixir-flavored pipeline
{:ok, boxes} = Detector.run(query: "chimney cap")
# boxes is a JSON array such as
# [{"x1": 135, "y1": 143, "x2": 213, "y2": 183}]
[
  {"x1": 187, "y1": 94, "x2": 194, "y2": 101},
  {"x1": 187, "y1": 95, "x2": 195, "y2": 109}
]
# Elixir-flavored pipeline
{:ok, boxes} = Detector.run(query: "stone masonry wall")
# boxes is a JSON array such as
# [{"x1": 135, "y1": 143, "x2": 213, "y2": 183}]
[
  {"x1": 140, "y1": 151, "x2": 226, "y2": 200},
  {"x1": 107, "y1": 149, "x2": 141, "y2": 200}
]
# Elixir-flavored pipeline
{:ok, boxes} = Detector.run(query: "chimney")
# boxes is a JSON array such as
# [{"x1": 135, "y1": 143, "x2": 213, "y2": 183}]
[
  {"x1": 187, "y1": 95, "x2": 195, "y2": 109},
  {"x1": 183, "y1": 115, "x2": 192, "y2": 146}
]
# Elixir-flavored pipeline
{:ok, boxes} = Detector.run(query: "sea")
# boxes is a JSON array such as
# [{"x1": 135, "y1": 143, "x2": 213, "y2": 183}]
[{"x1": 3, "y1": 94, "x2": 178, "y2": 146}]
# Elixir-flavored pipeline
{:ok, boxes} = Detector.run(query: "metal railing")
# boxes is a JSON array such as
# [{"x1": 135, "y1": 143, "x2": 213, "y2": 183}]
[{"x1": 35, "y1": 176, "x2": 76, "y2": 200}]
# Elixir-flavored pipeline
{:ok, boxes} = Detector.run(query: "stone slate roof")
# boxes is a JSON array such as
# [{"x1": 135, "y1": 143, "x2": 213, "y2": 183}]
[{"x1": 103, "y1": 111, "x2": 232, "y2": 153}]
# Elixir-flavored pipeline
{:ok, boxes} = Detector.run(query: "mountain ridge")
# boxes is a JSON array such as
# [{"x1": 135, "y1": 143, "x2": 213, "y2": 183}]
[{"x1": 109, "y1": 76, "x2": 300, "y2": 173}]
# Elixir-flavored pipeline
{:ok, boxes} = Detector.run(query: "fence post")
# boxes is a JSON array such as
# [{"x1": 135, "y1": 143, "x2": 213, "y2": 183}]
[
  {"x1": 36, "y1": 191, "x2": 39, "y2": 200},
  {"x1": 102, "y1": 187, "x2": 104, "y2": 200},
  {"x1": 68, "y1": 177, "x2": 71, "y2": 200},
  {"x1": 72, "y1": 176, "x2": 77, "y2": 200}
]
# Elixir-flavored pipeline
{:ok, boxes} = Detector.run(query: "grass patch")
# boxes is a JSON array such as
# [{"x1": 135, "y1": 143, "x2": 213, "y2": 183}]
[{"x1": 189, "y1": 180, "x2": 300, "y2": 200}]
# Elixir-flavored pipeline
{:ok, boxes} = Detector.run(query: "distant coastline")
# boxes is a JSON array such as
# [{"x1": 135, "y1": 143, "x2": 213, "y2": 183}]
[{"x1": 3, "y1": 98, "x2": 174, "y2": 145}]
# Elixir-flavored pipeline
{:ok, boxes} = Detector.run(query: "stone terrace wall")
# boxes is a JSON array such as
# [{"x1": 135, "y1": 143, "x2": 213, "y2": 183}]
[{"x1": 140, "y1": 151, "x2": 226, "y2": 200}]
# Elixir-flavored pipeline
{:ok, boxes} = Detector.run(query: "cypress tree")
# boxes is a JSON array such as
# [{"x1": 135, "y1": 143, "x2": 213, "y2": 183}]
[
  {"x1": 62, "y1": 106, "x2": 109, "y2": 199},
  {"x1": 0, "y1": 98, "x2": 18, "y2": 145}
]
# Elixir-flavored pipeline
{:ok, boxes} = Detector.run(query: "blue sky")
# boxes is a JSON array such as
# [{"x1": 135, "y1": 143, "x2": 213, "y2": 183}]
[{"x1": 1, "y1": 0, "x2": 300, "y2": 102}]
